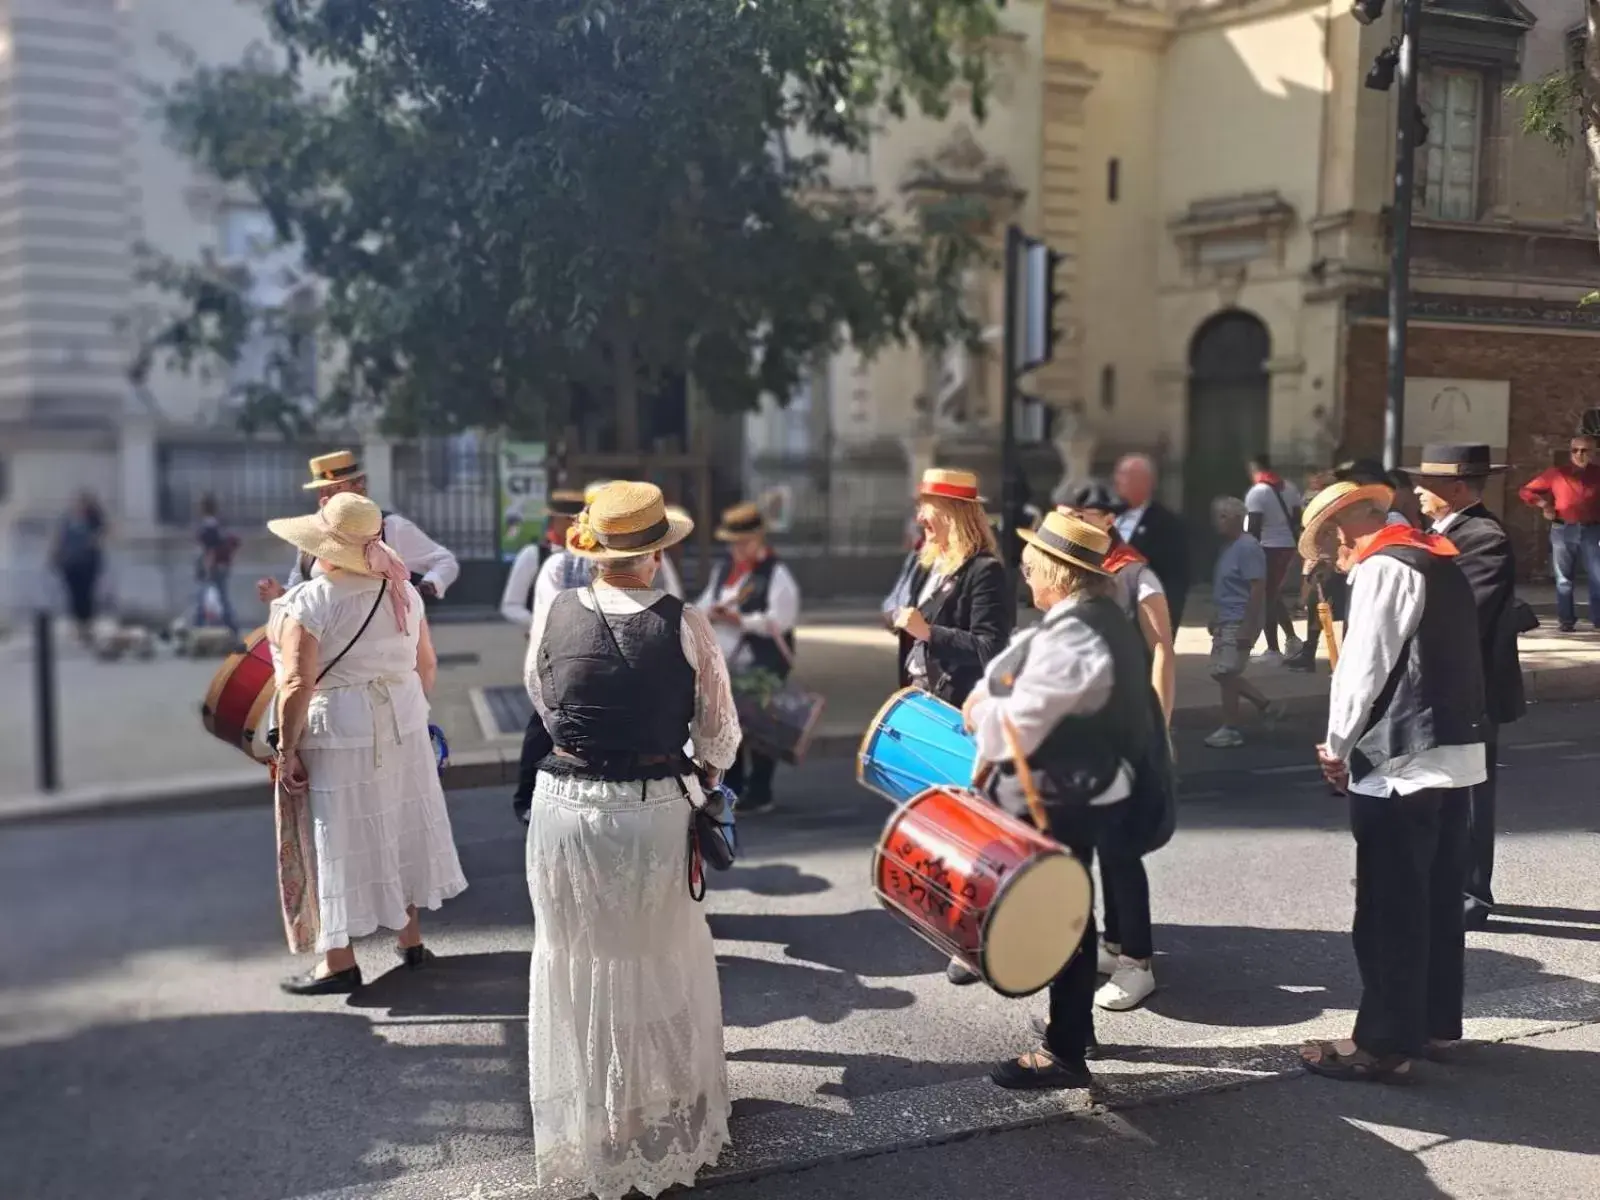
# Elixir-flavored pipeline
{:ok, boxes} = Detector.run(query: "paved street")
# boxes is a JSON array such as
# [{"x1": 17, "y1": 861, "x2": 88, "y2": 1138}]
[{"x1": 2, "y1": 702, "x2": 1597, "y2": 1200}]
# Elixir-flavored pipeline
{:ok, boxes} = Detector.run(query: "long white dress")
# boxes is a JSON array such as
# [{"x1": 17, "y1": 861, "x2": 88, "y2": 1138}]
[
  {"x1": 269, "y1": 573, "x2": 467, "y2": 952},
  {"x1": 523, "y1": 586, "x2": 742, "y2": 1200}
]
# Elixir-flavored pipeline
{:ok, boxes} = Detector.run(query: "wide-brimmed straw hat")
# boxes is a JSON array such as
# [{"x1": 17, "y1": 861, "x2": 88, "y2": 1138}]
[
  {"x1": 302, "y1": 450, "x2": 366, "y2": 491},
  {"x1": 547, "y1": 489, "x2": 586, "y2": 517},
  {"x1": 1017, "y1": 510, "x2": 1113, "y2": 576},
  {"x1": 269, "y1": 492, "x2": 391, "y2": 576},
  {"x1": 1404, "y1": 442, "x2": 1507, "y2": 479},
  {"x1": 568, "y1": 481, "x2": 694, "y2": 560},
  {"x1": 918, "y1": 467, "x2": 986, "y2": 504},
  {"x1": 1297, "y1": 481, "x2": 1394, "y2": 560},
  {"x1": 715, "y1": 501, "x2": 767, "y2": 542}
]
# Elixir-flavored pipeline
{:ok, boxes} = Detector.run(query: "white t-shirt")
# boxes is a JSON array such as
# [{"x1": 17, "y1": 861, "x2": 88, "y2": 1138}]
[{"x1": 1245, "y1": 480, "x2": 1304, "y2": 550}]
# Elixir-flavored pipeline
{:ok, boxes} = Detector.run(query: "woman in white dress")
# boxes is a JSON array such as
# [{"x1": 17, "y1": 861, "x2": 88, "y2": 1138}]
[
  {"x1": 522, "y1": 481, "x2": 740, "y2": 1200},
  {"x1": 267, "y1": 491, "x2": 467, "y2": 994}
]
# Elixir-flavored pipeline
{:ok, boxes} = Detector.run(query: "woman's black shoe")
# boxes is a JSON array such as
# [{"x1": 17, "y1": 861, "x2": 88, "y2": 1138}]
[
  {"x1": 991, "y1": 1049, "x2": 1092, "y2": 1091},
  {"x1": 401, "y1": 945, "x2": 436, "y2": 970},
  {"x1": 280, "y1": 965, "x2": 362, "y2": 996}
]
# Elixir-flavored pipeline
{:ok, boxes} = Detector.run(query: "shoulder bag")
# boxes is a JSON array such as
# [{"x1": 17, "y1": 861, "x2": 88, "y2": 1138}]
[{"x1": 267, "y1": 580, "x2": 390, "y2": 751}]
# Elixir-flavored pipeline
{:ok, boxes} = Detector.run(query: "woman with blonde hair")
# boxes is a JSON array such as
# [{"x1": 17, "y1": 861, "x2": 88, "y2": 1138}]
[
  {"x1": 892, "y1": 468, "x2": 1014, "y2": 987},
  {"x1": 266, "y1": 491, "x2": 466, "y2": 995}
]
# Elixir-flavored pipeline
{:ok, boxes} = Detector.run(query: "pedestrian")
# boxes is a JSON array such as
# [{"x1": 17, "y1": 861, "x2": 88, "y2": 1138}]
[
  {"x1": 890, "y1": 468, "x2": 1014, "y2": 987},
  {"x1": 1408, "y1": 443, "x2": 1525, "y2": 931},
  {"x1": 961, "y1": 511, "x2": 1157, "y2": 1089},
  {"x1": 1204, "y1": 497, "x2": 1283, "y2": 748},
  {"x1": 1299, "y1": 479, "x2": 1485, "y2": 1082},
  {"x1": 1112, "y1": 454, "x2": 1191, "y2": 627},
  {"x1": 265, "y1": 492, "x2": 467, "y2": 995},
  {"x1": 52, "y1": 491, "x2": 106, "y2": 645},
  {"x1": 1243, "y1": 453, "x2": 1304, "y2": 664},
  {"x1": 695, "y1": 500, "x2": 801, "y2": 815},
  {"x1": 193, "y1": 493, "x2": 241, "y2": 638},
  {"x1": 1517, "y1": 433, "x2": 1600, "y2": 632},
  {"x1": 520, "y1": 482, "x2": 738, "y2": 1197}
]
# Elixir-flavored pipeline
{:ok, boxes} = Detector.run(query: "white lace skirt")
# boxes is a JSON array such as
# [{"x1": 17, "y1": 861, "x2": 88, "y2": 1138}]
[
  {"x1": 526, "y1": 772, "x2": 730, "y2": 1200},
  {"x1": 303, "y1": 725, "x2": 467, "y2": 953}
]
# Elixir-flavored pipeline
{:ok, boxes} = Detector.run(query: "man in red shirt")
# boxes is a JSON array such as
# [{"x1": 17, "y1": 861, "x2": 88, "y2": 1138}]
[{"x1": 1518, "y1": 434, "x2": 1600, "y2": 631}]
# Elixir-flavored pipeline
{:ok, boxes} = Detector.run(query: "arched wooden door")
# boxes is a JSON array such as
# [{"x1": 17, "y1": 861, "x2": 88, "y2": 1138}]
[{"x1": 1182, "y1": 310, "x2": 1271, "y2": 571}]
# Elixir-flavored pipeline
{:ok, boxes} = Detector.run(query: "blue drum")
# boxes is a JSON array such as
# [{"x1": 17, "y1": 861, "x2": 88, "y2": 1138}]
[{"x1": 857, "y1": 687, "x2": 978, "y2": 803}]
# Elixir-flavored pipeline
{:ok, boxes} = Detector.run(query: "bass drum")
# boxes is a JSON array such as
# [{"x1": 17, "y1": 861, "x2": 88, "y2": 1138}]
[{"x1": 200, "y1": 627, "x2": 277, "y2": 765}]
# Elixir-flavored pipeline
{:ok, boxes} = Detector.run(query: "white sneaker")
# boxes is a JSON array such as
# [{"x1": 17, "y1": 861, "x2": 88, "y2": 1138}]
[
  {"x1": 1204, "y1": 725, "x2": 1245, "y2": 749},
  {"x1": 1096, "y1": 942, "x2": 1120, "y2": 975},
  {"x1": 1284, "y1": 634, "x2": 1305, "y2": 658},
  {"x1": 1095, "y1": 959, "x2": 1156, "y2": 1011},
  {"x1": 1262, "y1": 700, "x2": 1288, "y2": 727},
  {"x1": 1254, "y1": 649, "x2": 1284, "y2": 666}
]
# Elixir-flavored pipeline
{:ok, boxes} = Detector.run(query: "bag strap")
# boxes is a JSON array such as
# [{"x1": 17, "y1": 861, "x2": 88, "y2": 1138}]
[
  {"x1": 316, "y1": 580, "x2": 389, "y2": 684},
  {"x1": 1267, "y1": 482, "x2": 1301, "y2": 535}
]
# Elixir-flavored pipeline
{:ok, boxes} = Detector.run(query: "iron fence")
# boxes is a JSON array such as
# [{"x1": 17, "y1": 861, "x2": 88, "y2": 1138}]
[
  {"x1": 391, "y1": 435, "x2": 501, "y2": 562},
  {"x1": 156, "y1": 437, "x2": 347, "y2": 527}
]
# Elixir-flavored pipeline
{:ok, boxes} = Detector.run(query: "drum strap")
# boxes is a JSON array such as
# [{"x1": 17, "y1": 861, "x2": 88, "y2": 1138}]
[{"x1": 999, "y1": 716, "x2": 1052, "y2": 838}]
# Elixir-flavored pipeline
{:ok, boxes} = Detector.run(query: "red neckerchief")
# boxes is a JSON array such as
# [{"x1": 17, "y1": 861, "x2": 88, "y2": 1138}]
[
  {"x1": 723, "y1": 546, "x2": 769, "y2": 592},
  {"x1": 1252, "y1": 470, "x2": 1285, "y2": 488},
  {"x1": 1353, "y1": 523, "x2": 1459, "y2": 565},
  {"x1": 1104, "y1": 540, "x2": 1147, "y2": 574}
]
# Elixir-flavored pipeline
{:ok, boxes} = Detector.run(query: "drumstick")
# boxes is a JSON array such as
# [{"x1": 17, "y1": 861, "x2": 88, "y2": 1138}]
[
  {"x1": 999, "y1": 716, "x2": 1052, "y2": 838},
  {"x1": 1316, "y1": 581, "x2": 1341, "y2": 670}
]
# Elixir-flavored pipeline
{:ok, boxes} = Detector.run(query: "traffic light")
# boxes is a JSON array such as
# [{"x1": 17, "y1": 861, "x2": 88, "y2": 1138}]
[{"x1": 1016, "y1": 237, "x2": 1067, "y2": 372}]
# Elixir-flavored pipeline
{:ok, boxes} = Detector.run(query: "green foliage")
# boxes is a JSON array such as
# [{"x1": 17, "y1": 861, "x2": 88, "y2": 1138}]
[
  {"x1": 1506, "y1": 70, "x2": 1584, "y2": 151},
  {"x1": 133, "y1": 0, "x2": 1004, "y2": 439}
]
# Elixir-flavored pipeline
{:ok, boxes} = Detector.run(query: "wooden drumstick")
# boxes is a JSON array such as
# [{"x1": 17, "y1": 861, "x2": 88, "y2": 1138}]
[
  {"x1": 1316, "y1": 581, "x2": 1342, "y2": 670},
  {"x1": 1000, "y1": 716, "x2": 1052, "y2": 838}
]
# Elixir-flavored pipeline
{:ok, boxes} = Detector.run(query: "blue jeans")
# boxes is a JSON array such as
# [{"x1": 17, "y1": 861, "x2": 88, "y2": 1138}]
[
  {"x1": 194, "y1": 569, "x2": 240, "y2": 635},
  {"x1": 1550, "y1": 524, "x2": 1600, "y2": 627}
]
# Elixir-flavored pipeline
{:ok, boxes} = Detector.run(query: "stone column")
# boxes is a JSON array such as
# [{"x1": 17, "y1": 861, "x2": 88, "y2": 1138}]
[{"x1": 1034, "y1": 56, "x2": 1098, "y2": 416}]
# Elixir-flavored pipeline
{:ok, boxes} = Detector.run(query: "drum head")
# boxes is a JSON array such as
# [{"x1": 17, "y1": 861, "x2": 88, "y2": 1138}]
[{"x1": 981, "y1": 852, "x2": 1092, "y2": 998}]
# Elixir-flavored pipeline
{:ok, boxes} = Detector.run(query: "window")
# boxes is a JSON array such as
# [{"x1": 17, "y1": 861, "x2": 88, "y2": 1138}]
[
  {"x1": 1107, "y1": 158, "x2": 1119, "y2": 203},
  {"x1": 1099, "y1": 364, "x2": 1116, "y2": 411},
  {"x1": 1420, "y1": 66, "x2": 1483, "y2": 220}
]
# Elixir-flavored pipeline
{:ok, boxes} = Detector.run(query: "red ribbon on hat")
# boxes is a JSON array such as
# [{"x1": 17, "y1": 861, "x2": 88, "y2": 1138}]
[{"x1": 922, "y1": 480, "x2": 979, "y2": 500}]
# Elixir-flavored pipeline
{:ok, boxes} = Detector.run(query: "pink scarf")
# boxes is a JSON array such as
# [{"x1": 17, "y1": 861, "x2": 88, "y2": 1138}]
[{"x1": 320, "y1": 513, "x2": 413, "y2": 633}]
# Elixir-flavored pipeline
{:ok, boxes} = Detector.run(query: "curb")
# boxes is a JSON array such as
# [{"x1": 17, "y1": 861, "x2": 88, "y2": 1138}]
[{"x1": 5, "y1": 663, "x2": 1595, "y2": 830}]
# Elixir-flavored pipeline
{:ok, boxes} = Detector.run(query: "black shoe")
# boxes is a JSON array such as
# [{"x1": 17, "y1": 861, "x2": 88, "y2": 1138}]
[
  {"x1": 400, "y1": 945, "x2": 435, "y2": 970},
  {"x1": 991, "y1": 1049, "x2": 1092, "y2": 1091},
  {"x1": 1559, "y1": 623, "x2": 1577, "y2": 633},
  {"x1": 1029, "y1": 1016, "x2": 1104, "y2": 1059},
  {"x1": 1284, "y1": 653, "x2": 1317, "y2": 673},
  {"x1": 946, "y1": 959, "x2": 981, "y2": 986},
  {"x1": 280, "y1": 965, "x2": 362, "y2": 996},
  {"x1": 1463, "y1": 897, "x2": 1493, "y2": 932}
]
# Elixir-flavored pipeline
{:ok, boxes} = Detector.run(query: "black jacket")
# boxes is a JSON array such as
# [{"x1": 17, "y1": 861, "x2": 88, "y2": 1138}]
[
  {"x1": 1125, "y1": 503, "x2": 1191, "y2": 627},
  {"x1": 1438, "y1": 504, "x2": 1525, "y2": 726},
  {"x1": 895, "y1": 552, "x2": 1013, "y2": 705}
]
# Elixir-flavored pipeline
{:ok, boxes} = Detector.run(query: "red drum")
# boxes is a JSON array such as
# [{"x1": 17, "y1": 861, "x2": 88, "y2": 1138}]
[
  {"x1": 873, "y1": 785, "x2": 1090, "y2": 997},
  {"x1": 200, "y1": 626, "x2": 277, "y2": 765}
]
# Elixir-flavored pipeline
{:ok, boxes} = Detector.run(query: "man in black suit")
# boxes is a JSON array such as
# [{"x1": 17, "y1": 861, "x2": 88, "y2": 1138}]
[
  {"x1": 1112, "y1": 454, "x2": 1192, "y2": 627},
  {"x1": 1408, "y1": 442, "x2": 1525, "y2": 931}
]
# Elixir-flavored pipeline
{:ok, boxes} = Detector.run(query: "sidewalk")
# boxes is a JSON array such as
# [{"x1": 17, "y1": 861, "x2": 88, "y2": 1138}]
[{"x1": 2, "y1": 587, "x2": 1597, "y2": 822}]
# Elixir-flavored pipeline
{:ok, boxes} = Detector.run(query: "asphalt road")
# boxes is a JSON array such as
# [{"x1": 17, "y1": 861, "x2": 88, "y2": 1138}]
[{"x1": 1, "y1": 701, "x2": 1597, "y2": 1200}]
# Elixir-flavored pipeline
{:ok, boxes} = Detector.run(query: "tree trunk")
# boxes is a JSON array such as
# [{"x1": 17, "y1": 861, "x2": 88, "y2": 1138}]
[{"x1": 612, "y1": 335, "x2": 639, "y2": 453}]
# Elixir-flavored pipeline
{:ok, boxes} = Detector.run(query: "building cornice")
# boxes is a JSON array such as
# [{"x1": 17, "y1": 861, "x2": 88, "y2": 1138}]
[{"x1": 1345, "y1": 289, "x2": 1600, "y2": 332}]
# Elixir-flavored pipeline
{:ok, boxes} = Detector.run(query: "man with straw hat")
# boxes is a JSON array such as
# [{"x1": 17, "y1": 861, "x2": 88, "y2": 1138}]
[
  {"x1": 518, "y1": 480, "x2": 738, "y2": 1198},
  {"x1": 962, "y1": 511, "x2": 1160, "y2": 1090},
  {"x1": 1296, "y1": 479, "x2": 1486, "y2": 1083},
  {"x1": 257, "y1": 449, "x2": 460, "y2": 605},
  {"x1": 694, "y1": 498, "x2": 801, "y2": 814},
  {"x1": 1406, "y1": 443, "x2": 1524, "y2": 931}
]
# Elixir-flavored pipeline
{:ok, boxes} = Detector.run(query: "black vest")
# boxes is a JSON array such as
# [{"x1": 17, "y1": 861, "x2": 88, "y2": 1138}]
[
  {"x1": 710, "y1": 553, "x2": 796, "y2": 678},
  {"x1": 1350, "y1": 545, "x2": 1486, "y2": 784},
  {"x1": 537, "y1": 589, "x2": 696, "y2": 780},
  {"x1": 992, "y1": 595, "x2": 1154, "y2": 821}
]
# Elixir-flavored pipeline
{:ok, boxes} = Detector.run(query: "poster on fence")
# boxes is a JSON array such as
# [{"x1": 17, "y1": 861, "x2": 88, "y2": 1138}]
[{"x1": 499, "y1": 441, "x2": 548, "y2": 561}]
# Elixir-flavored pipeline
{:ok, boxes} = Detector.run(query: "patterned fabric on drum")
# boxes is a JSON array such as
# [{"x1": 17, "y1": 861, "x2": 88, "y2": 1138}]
[{"x1": 268, "y1": 572, "x2": 467, "y2": 953}]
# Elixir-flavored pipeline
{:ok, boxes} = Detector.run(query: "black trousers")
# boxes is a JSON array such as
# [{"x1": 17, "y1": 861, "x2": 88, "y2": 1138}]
[
  {"x1": 1349, "y1": 786, "x2": 1469, "y2": 1057},
  {"x1": 513, "y1": 712, "x2": 553, "y2": 822},
  {"x1": 1465, "y1": 724, "x2": 1500, "y2": 908},
  {"x1": 1099, "y1": 851, "x2": 1153, "y2": 961},
  {"x1": 1043, "y1": 809, "x2": 1100, "y2": 1065},
  {"x1": 725, "y1": 743, "x2": 778, "y2": 804}
]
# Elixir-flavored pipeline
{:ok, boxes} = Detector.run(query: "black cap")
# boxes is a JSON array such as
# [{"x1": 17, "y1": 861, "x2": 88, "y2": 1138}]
[{"x1": 1051, "y1": 478, "x2": 1126, "y2": 515}]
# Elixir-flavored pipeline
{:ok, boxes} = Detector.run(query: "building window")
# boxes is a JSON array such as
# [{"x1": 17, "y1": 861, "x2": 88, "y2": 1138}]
[
  {"x1": 1107, "y1": 158, "x2": 1119, "y2": 203},
  {"x1": 1420, "y1": 66, "x2": 1483, "y2": 220},
  {"x1": 1099, "y1": 364, "x2": 1116, "y2": 410},
  {"x1": 218, "y1": 205, "x2": 317, "y2": 402}
]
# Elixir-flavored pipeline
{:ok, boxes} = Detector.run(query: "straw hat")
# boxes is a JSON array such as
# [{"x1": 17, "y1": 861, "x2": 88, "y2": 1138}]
[
  {"x1": 269, "y1": 492, "x2": 391, "y2": 576},
  {"x1": 1017, "y1": 510, "x2": 1113, "y2": 576},
  {"x1": 567, "y1": 481, "x2": 694, "y2": 560},
  {"x1": 1296, "y1": 480, "x2": 1395, "y2": 560},
  {"x1": 714, "y1": 501, "x2": 767, "y2": 542},
  {"x1": 918, "y1": 467, "x2": 985, "y2": 504},
  {"x1": 302, "y1": 450, "x2": 366, "y2": 491},
  {"x1": 583, "y1": 480, "x2": 613, "y2": 505},
  {"x1": 547, "y1": 489, "x2": 586, "y2": 517}
]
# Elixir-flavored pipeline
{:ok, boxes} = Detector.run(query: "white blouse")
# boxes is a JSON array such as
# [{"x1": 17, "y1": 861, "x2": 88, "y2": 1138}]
[{"x1": 522, "y1": 585, "x2": 742, "y2": 770}]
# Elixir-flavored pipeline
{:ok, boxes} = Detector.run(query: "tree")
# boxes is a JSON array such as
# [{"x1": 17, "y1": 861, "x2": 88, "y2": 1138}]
[
  {"x1": 133, "y1": 0, "x2": 1003, "y2": 442},
  {"x1": 1507, "y1": 1, "x2": 1599, "y2": 304}
]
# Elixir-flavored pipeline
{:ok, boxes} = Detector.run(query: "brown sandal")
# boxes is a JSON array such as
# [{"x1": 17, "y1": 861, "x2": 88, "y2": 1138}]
[{"x1": 1300, "y1": 1039, "x2": 1413, "y2": 1084}]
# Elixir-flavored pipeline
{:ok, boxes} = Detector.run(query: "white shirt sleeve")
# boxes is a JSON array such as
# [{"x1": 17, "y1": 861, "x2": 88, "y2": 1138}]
[
  {"x1": 499, "y1": 544, "x2": 544, "y2": 627},
  {"x1": 526, "y1": 551, "x2": 570, "y2": 635},
  {"x1": 659, "y1": 554, "x2": 684, "y2": 600},
  {"x1": 739, "y1": 561, "x2": 801, "y2": 637},
  {"x1": 1244, "y1": 483, "x2": 1271, "y2": 517},
  {"x1": 680, "y1": 604, "x2": 742, "y2": 769},
  {"x1": 284, "y1": 549, "x2": 306, "y2": 587},
  {"x1": 1325, "y1": 556, "x2": 1425, "y2": 761},
  {"x1": 383, "y1": 513, "x2": 460, "y2": 597},
  {"x1": 968, "y1": 612, "x2": 1116, "y2": 763}
]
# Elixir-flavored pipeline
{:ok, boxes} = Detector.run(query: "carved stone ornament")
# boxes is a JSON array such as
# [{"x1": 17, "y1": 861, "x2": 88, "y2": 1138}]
[
  {"x1": 1171, "y1": 190, "x2": 1296, "y2": 278},
  {"x1": 900, "y1": 124, "x2": 1025, "y2": 223}
]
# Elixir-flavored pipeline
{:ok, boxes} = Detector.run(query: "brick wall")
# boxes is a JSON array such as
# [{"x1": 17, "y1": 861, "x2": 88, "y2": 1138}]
[{"x1": 1343, "y1": 322, "x2": 1600, "y2": 580}]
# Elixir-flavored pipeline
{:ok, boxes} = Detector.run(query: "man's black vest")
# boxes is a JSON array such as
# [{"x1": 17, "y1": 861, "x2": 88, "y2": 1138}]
[
  {"x1": 709, "y1": 553, "x2": 796, "y2": 678},
  {"x1": 992, "y1": 594, "x2": 1154, "y2": 822},
  {"x1": 537, "y1": 589, "x2": 695, "y2": 780},
  {"x1": 1350, "y1": 545, "x2": 1485, "y2": 783}
]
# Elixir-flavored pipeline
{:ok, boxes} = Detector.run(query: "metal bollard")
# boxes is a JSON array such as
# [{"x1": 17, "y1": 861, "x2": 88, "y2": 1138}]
[{"x1": 34, "y1": 610, "x2": 59, "y2": 792}]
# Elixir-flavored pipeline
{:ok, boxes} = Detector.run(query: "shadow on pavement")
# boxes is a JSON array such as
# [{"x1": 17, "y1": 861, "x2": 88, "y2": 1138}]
[
  {"x1": 730, "y1": 1045, "x2": 996, "y2": 1098},
  {"x1": 715, "y1": 862, "x2": 833, "y2": 897},
  {"x1": 708, "y1": 908, "x2": 943, "y2": 979},
  {"x1": 715, "y1": 954, "x2": 915, "y2": 1027},
  {"x1": 346, "y1": 950, "x2": 528, "y2": 1018}
]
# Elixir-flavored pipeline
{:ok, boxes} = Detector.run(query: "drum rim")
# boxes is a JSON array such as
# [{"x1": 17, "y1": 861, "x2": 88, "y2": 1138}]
[
  {"x1": 978, "y1": 849, "x2": 1090, "y2": 998},
  {"x1": 856, "y1": 686, "x2": 921, "y2": 789},
  {"x1": 201, "y1": 625, "x2": 269, "y2": 734}
]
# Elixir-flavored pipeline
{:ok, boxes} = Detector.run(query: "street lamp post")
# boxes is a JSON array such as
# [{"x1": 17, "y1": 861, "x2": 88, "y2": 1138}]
[{"x1": 1383, "y1": 0, "x2": 1425, "y2": 471}]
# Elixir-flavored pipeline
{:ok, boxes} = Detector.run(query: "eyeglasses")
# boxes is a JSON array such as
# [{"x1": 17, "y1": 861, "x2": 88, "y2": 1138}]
[{"x1": 1571, "y1": 446, "x2": 1593, "y2": 456}]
